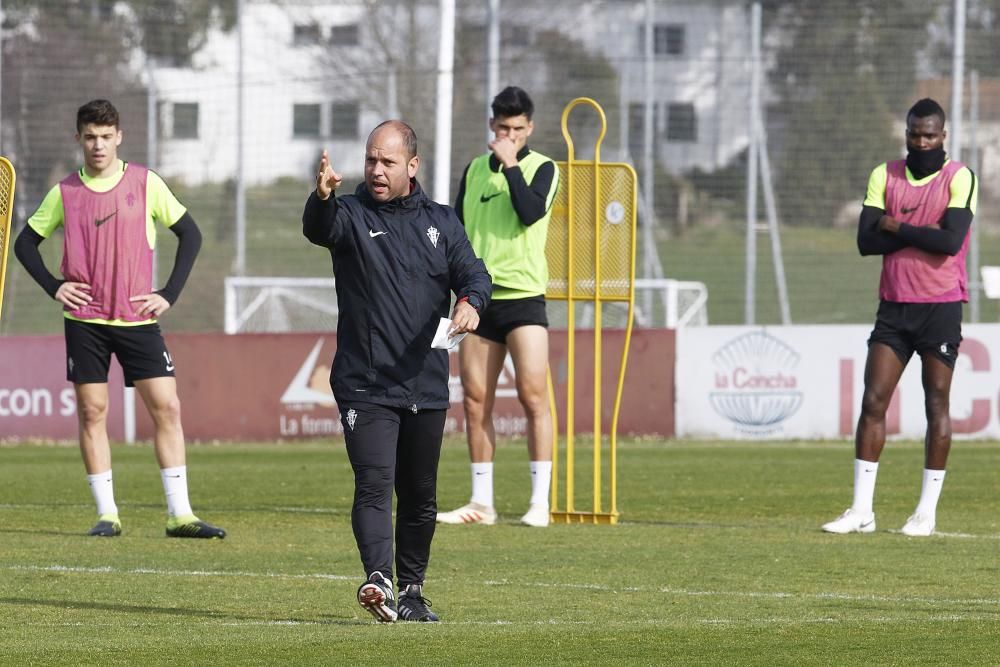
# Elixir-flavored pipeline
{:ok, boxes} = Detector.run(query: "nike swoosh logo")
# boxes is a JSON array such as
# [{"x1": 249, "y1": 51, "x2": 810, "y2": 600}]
[
  {"x1": 369, "y1": 230, "x2": 388, "y2": 237},
  {"x1": 94, "y1": 210, "x2": 117, "y2": 227},
  {"x1": 860, "y1": 519, "x2": 874, "y2": 528},
  {"x1": 480, "y1": 192, "x2": 503, "y2": 203},
  {"x1": 900, "y1": 205, "x2": 920, "y2": 214}
]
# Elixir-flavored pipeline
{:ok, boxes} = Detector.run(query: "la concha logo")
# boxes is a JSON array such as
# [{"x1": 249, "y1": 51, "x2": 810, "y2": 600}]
[{"x1": 708, "y1": 330, "x2": 803, "y2": 434}]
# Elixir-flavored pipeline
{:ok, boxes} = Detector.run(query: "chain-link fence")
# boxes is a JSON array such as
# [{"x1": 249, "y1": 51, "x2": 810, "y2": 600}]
[{"x1": 2, "y1": 0, "x2": 998, "y2": 335}]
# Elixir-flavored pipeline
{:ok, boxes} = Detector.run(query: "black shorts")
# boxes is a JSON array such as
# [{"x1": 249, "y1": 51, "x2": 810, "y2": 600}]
[
  {"x1": 868, "y1": 301, "x2": 962, "y2": 369},
  {"x1": 65, "y1": 319, "x2": 176, "y2": 387},
  {"x1": 473, "y1": 295, "x2": 548, "y2": 344}
]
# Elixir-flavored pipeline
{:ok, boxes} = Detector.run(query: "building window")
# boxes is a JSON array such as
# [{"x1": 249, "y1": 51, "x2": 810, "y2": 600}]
[
  {"x1": 638, "y1": 23, "x2": 686, "y2": 56},
  {"x1": 293, "y1": 23, "x2": 321, "y2": 46},
  {"x1": 666, "y1": 103, "x2": 697, "y2": 142},
  {"x1": 173, "y1": 103, "x2": 199, "y2": 139},
  {"x1": 330, "y1": 23, "x2": 359, "y2": 46},
  {"x1": 293, "y1": 103, "x2": 322, "y2": 137},
  {"x1": 330, "y1": 102, "x2": 360, "y2": 140}
]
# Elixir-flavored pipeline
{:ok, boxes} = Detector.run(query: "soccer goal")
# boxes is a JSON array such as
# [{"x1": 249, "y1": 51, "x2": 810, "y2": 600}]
[
  {"x1": 223, "y1": 276, "x2": 707, "y2": 334},
  {"x1": 224, "y1": 276, "x2": 338, "y2": 334}
]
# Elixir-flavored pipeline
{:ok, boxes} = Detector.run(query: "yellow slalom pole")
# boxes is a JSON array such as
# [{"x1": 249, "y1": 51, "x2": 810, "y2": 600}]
[
  {"x1": 0, "y1": 157, "x2": 18, "y2": 323},
  {"x1": 561, "y1": 105, "x2": 577, "y2": 515}
]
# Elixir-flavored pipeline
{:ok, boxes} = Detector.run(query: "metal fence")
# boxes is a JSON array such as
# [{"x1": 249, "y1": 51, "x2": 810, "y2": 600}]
[{"x1": 1, "y1": 0, "x2": 997, "y2": 335}]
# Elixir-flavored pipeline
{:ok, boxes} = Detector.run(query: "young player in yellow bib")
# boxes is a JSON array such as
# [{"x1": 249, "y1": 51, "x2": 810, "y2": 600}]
[
  {"x1": 14, "y1": 99, "x2": 225, "y2": 539},
  {"x1": 437, "y1": 87, "x2": 560, "y2": 528}
]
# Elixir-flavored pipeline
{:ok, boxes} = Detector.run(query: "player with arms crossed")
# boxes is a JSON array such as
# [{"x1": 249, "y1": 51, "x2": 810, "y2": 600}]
[
  {"x1": 437, "y1": 86, "x2": 559, "y2": 528},
  {"x1": 823, "y1": 98, "x2": 977, "y2": 537},
  {"x1": 14, "y1": 99, "x2": 224, "y2": 539}
]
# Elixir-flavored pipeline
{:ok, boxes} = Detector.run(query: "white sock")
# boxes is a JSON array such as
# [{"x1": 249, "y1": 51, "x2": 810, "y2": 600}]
[
  {"x1": 160, "y1": 465, "x2": 194, "y2": 518},
  {"x1": 915, "y1": 468, "x2": 946, "y2": 517},
  {"x1": 87, "y1": 470, "x2": 118, "y2": 517},
  {"x1": 851, "y1": 459, "x2": 879, "y2": 515},
  {"x1": 529, "y1": 461, "x2": 552, "y2": 508},
  {"x1": 470, "y1": 462, "x2": 494, "y2": 507}
]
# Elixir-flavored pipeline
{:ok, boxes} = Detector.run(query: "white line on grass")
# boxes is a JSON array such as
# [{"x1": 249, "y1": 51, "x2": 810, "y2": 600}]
[
  {"x1": 28, "y1": 613, "x2": 1000, "y2": 629},
  {"x1": 7, "y1": 564, "x2": 1000, "y2": 609},
  {"x1": 4, "y1": 564, "x2": 355, "y2": 582},
  {"x1": 0, "y1": 503, "x2": 347, "y2": 515}
]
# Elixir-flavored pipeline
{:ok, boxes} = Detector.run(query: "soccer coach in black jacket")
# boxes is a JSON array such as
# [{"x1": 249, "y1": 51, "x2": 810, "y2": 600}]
[{"x1": 303, "y1": 120, "x2": 491, "y2": 623}]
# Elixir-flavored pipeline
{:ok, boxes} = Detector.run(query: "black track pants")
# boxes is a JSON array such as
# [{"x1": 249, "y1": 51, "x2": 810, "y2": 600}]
[{"x1": 339, "y1": 402, "x2": 446, "y2": 586}]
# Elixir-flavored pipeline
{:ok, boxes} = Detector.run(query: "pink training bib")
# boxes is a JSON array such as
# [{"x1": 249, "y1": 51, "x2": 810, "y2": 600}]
[
  {"x1": 59, "y1": 164, "x2": 152, "y2": 321},
  {"x1": 879, "y1": 159, "x2": 968, "y2": 303}
]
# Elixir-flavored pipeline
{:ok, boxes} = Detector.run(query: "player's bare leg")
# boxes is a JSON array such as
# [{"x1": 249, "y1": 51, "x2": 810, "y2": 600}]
[
  {"x1": 855, "y1": 343, "x2": 907, "y2": 463},
  {"x1": 135, "y1": 377, "x2": 185, "y2": 468},
  {"x1": 901, "y1": 353, "x2": 955, "y2": 536},
  {"x1": 76, "y1": 382, "x2": 120, "y2": 536},
  {"x1": 135, "y1": 377, "x2": 225, "y2": 539},
  {"x1": 460, "y1": 335, "x2": 506, "y2": 464},
  {"x1": 437, "y1": 335, "x2": 505, "y2": 525},
  {"x1": 823, "y1": 343, "x2": 905, "y2": 534},
  {"x1": 507, "y1": 325, "x2": 552, "y2": 526},
  {"x1": 76, "y1": 382, "x2": 112, "y2": 474}
]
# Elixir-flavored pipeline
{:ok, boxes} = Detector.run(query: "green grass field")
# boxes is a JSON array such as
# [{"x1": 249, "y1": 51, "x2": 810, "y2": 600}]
[{"x1": 2, "y1": 437, "x2": 1000, "y2": 665}]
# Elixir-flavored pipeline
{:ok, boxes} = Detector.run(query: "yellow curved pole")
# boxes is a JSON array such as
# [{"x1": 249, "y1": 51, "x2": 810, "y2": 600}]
[
  {"x1": 609, "y1": 163, "x2": 639, "y2": 520},
  {"x1": 560, "y1": 99, "x2": 608, "y2": 520},
  {"x1": 0, "y1": 157, "x2": 17, "y2": 322}
]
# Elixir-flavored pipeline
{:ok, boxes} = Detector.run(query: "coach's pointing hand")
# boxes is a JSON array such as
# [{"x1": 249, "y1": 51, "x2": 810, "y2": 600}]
[{"x1": 316, "y1": 150, "x2": 343, "y2": 201}]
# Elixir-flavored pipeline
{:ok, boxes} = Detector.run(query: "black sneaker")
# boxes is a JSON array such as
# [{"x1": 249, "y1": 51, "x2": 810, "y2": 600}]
[
  {"x1": 88, "y1": 514, "x2": 121, "y2": 537},
  {"x1": 397, "y1": 584, "x2": 440, "y2": 622},
  {"x1": 357, "y1": 572, "x2": 397, "y2": 623},
  {"x1": 165, "y1": 516, "x2": 226, "y2": 539}
]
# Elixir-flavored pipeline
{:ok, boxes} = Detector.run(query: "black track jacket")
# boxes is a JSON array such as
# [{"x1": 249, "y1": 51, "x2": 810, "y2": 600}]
[{"x1": 303, "y1": 180, "x2": 492, "y2": 410}]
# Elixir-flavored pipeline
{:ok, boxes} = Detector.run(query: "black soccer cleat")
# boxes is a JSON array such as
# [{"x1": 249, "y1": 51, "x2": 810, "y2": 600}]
[
  {"x1": 165, "y1": 516, "x2": 226, "y2": 539},
  {"x1": 397, "y1": 584, "x2": 440, "y2": 622},
  {"x1": 357, "y1": 572, "x2": 398, "y2": 622},
  {"x1": 88, "y1": 515, "x2": 122, "y2": 537}
]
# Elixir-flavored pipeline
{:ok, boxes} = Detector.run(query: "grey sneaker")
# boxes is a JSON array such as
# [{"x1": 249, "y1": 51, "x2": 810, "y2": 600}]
[
  {"x1": 357, "y1": 572, "x2": 397, "y2": 622},
  {"x1": 397, "y1": 584, "x2": 440, "y2": 622}
]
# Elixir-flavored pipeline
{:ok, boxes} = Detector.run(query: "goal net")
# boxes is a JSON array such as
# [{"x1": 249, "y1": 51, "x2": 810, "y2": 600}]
[{"x1": 224, "y1": 276, "x2": 706, "y2": 334}]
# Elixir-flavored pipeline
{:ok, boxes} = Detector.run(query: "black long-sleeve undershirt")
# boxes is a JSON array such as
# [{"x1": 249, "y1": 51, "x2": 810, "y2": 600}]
[
  {"x1": 896, "y1": 208, "x2": 973, "y2": 257},
  {"x1": 454, "y1": 148, "x2": 556, "y2": 226},
  {"x1": 14, "y1": 225, "x2": 63, "y2": 298},
  {"x1": 13, "y1": 212, "x2": 201, "y2": 304},
  {"x1": 857, "y1": 205, "x2": 973, "y2": 258},
  {"x1": 857, "y1": 205, "x2": 908, "y2": 256},
  {"x1": 157, "y1": 212, "x2": 202, "y2": 304}
]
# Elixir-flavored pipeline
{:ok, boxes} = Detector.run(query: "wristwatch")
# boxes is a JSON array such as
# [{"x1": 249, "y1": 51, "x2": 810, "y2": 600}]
[{"x1": 461, "y1": 294, "x2": 482, "y2": 312}]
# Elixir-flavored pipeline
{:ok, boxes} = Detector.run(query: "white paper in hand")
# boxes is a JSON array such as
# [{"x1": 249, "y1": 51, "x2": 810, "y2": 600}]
[{"x1": 432, "y1": 317, "x2": 467, "y2": 349}]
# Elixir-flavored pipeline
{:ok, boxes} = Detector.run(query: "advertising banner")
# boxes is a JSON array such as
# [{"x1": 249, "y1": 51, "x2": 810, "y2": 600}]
[
  {"x1": 128, "y1": 328, "x2": 675, "y2": 441},
  {"x1": 0, "y1": 335, "x2": 126, "y2": 440},
  {"x1": 676, "y1": 324, "x2": 1000, "y2": 440}
]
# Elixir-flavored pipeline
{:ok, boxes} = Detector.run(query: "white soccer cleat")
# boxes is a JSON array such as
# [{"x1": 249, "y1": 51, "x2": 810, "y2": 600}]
[
  {"x1": 436, "y1": 502, "x2": 497, "y2": 525},
  {"x1": 821, "y1": 508, "x2": 876, "y2": 534},
  {"x1": 519, "y1": 504, "x2": 550, "y2": 528},
  {"x1": 900, "y1": 512, "x2": 935, "y2": 537}
]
